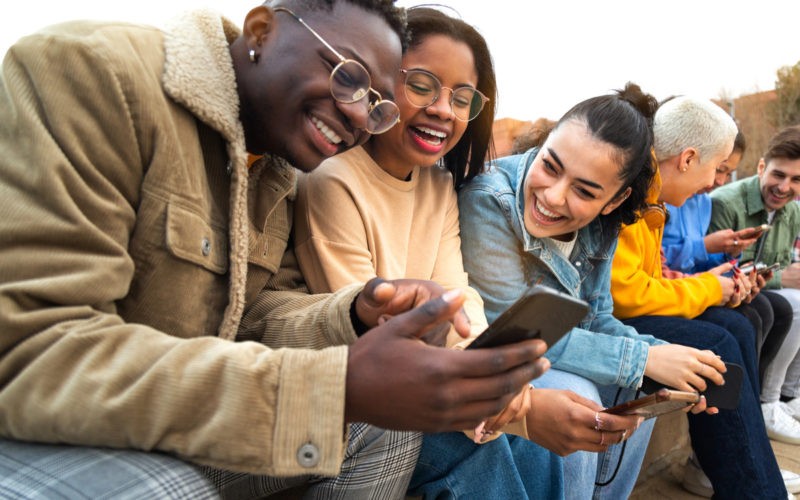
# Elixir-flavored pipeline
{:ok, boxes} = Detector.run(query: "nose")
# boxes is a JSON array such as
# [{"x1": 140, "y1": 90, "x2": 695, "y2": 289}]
[
  {"x1": 543, "y1": 178, "x2": 569, "y2": 207},
  {"x1": 425, "y1": 90, "x2": 455, "y2": 121},
  {"x1": 336, "y1": 99, "x2": 370, "y2": 134},
  {"x1": 777, "y1": 177, "x2": 792, "y2": 193}
]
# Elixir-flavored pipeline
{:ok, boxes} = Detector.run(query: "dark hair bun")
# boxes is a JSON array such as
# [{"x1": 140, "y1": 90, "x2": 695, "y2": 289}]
[{"x1": 618, "y1": 82, "x2": 658, "y2": 123}]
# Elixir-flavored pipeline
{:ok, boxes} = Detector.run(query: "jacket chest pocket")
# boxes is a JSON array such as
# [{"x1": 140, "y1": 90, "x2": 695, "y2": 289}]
[
  {"x1": 166, "y1": 203, "x2": 229, "y2": 274},
  {"x1": 121, "y1": 198, "x2": 229, "y2": 337}
]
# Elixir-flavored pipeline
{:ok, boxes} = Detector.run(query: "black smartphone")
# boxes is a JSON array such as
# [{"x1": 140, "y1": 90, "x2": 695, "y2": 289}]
[
  {"x1": 602, "y1": 388, "x2": 701, "y2": 419},
  {"x1": 702, "y1": 362, "x2": 743, "y2": 409},
  {"x1": 466, "y1": 285, "x2": 589, "y2": 349},
  {"x1": 639, "y1": 362, "x2": 743, "y2": 410}
]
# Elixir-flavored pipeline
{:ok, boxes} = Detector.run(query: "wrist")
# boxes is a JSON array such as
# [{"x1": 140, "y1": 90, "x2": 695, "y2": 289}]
[{"x1": 349, "y1": 295, "x2": 370, "y2": 337}]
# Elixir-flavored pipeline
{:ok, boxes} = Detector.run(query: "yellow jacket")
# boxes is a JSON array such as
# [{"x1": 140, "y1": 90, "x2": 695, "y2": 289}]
[{"x1": 611, "y1": 171, "x2": 722, "y2": 319}]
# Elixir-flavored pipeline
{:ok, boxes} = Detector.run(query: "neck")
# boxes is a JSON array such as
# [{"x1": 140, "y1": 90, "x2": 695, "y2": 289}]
[{"x1": 362, "y1": 141, "x2": 415, "y2": 180}]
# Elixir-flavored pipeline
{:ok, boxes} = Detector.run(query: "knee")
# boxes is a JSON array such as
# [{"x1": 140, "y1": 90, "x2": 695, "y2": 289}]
[{"x1": 535, "y1": 369, "x2": 600, "y2": 404}]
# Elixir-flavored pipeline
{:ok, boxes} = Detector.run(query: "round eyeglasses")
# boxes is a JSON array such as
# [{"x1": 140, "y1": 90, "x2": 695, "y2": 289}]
[
  {"x1": 274, "y1": 7, "x2": 400, "y2": 135},
  {"x1": 401, "y1": 69, "x2": 489, "y2": 122}
]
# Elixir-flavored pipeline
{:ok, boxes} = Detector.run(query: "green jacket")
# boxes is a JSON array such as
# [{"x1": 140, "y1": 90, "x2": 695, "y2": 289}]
[
  {"x1": 709, "y1": 175, "x2": 800, "y2": 288},
  {"x1": 0, "y1": 10, "x2": 360, "y2": 476}
]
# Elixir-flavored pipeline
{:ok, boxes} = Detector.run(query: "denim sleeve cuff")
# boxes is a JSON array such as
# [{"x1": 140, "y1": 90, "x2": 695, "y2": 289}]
[{"x1": 619, "y1": 338, "x2": 650, "y2": 389}]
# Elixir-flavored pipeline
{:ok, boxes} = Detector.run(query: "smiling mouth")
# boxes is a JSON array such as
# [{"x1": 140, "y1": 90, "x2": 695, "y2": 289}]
[
  {"x1": 533, "y1": 197, "x2": 566, "y2": 223},
  {"x1": 311, "y1": 116, "x2": 342, "y2": 146},
  {"x1": 411, "y1": 125, "x2": 448, "y2": 146},
  {"x1": 770, "y1": 188, "x2": 791, "y2": 199}
]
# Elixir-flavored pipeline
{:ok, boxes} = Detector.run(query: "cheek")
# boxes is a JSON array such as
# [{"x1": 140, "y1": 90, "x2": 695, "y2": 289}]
[
  {"x1": 449, "y1": 121, "x2": 470, "y2": 147},
  {"x1": 572, "y1": 200, "x2": 601, "y2": 220},
  {"x1": 525, "y1": 165, "x2": 547, "y2": 191}
]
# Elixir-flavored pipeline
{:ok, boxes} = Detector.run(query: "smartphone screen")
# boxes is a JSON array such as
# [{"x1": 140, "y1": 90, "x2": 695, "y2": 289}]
[{"x1": 466, "y1": 285, "x2": 589, "y2": 349}]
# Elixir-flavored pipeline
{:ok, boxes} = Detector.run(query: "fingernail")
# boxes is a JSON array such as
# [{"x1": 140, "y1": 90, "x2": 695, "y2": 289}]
[
  {"x1": 728, "y1": 259, "x2": 738, "y2": 265},
  {"x1": 443, "y1": 289, "x2": 463, "y2": 303}
]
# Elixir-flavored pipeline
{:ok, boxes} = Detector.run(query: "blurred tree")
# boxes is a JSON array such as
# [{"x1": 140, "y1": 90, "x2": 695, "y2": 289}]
[{"x1": 770, "y1": 60, "x2": 800, "y2": 128}]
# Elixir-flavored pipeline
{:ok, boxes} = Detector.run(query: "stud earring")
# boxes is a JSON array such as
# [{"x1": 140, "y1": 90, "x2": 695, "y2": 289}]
[{"x1": 249, "y1": 49, "x2": 257, "y2": 63}]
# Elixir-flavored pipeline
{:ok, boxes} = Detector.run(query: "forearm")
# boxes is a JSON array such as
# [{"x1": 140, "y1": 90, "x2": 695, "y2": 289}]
[
  {"x1": 546, "y1": 328, "x2": 650, "y2": 388},
  {"x1": 0, "y1": 310, "x2": 350, "y2": 476}
]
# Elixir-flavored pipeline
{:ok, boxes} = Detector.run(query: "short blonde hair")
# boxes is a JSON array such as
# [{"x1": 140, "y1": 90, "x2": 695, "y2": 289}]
[{"x1": 653, "y1": 96, "x2": 738, "y2": 164}]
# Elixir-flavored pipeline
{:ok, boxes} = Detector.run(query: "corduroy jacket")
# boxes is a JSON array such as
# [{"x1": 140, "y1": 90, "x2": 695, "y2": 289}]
[{"x1": 0, "y1": 10, "x2": 362, "y2": 477}]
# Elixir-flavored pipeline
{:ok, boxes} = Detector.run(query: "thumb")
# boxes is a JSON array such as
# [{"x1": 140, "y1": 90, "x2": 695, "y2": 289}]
[
  {"x1": 385, "y1": 289, "x2": 466, "y2": 340},
  {"x1": 360, "y1": 278, "x2": 397, "y2": 309}
]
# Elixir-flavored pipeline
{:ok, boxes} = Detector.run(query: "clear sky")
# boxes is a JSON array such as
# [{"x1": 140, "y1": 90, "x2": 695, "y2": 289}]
[{"x1": 2, "y1": 0, "x2": 798, "y2": 121}]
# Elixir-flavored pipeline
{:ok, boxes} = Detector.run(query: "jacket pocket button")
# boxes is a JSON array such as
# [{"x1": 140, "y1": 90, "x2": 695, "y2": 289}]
[
  {"x1": 201, "y1": 237, "x2": 211, "y2": 256},
  {"x1": 296, "y1": 443, "x2": 320, "y2": 468}
]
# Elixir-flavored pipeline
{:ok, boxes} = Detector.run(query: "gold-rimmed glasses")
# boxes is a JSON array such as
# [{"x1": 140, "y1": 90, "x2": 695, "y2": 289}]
[
  {"x1": 401, "y1": 68, "x2": 489, "y2": 122},
  {"x1": 273, "y1": 7, "x2": 400, "y2": 134}
]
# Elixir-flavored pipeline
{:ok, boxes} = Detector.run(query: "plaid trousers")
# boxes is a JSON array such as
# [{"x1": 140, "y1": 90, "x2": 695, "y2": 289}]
[
  {"x1": 0, "y1": 439, "x2": 218, "y2": 499},
  {"x1": 0, "y1": 424, "x2": 421, "y2": 499},
  {"x1": 204, "y1": 423, "x2": 422, "y2": 499}
]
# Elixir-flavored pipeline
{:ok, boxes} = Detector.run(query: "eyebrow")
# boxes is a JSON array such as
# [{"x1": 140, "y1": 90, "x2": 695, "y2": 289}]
[{"x1": 547, "y1": 148, "x2": 604, "y2": 190}]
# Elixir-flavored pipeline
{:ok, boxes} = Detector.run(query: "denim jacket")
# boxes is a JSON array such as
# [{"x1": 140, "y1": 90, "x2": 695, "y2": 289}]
[{"x1": 458, "y1": 149, "x2": 666, "y2": 388}]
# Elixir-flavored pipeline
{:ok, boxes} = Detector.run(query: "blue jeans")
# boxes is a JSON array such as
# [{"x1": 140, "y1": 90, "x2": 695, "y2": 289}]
[
  {"x1": 624, "y1": 307, "x2": 786, "y2": 499},
  {"x1": 534, "y1": 369, "x2": 655, "y2": 500},
  {"x1": 408, "y1": 432, "x2": 563, "y2": 499}
]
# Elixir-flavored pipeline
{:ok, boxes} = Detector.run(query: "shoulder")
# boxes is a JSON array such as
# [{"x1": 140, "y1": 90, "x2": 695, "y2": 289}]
[
  {"x1": 710, "y1": 182, "x2": 738, "y2": 204},
  {"x1": 463, "y1": 151, "x2": 535, "y2": 196},
  {"x1": 303, "y1": 148, "x2": 368, "y2": 186},
  {"x1": 9, "y1": 20, "x2": 163, "y2": 77}
]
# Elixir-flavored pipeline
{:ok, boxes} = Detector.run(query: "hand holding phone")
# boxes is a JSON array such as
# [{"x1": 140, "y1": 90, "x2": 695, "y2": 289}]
[
  {"x1": 466, "y1": 285, "x2": 589, "y2": 349},
  {"x1": 603, "y1": 389, "x2": 701, "y2": 419},
  {"x1": 640, "y1": 362, "x2": 744, "y2": 410},
  {"x1": 739, "y1": 224, "x2": 771, "y2": 239}
]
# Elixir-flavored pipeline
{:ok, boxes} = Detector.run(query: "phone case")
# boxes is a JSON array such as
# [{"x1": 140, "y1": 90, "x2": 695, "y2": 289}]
[
  {"x1": 702, "y1": 362, "x2": 743, "y2": 409},
  {"x1": 602, "y1": 389, "x2": 700, "y2": 419},
  {"x1": 466, "y1": 285, "x2": 589, "y2": 349}
]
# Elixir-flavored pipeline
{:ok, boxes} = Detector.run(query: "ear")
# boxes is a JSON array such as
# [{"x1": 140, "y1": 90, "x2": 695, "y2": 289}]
[
  {"x1": 243, "y1": 6, "x2": 275, "y2": 56},
  {"x1": 600, "y1": 187, "x2": 632, "y2": 215},
  {"x1": 757, "y1": 158, "x2": 767, "y2": 176},
  {"x1": 678, "y1": 148, "x2": 697, "y2": 172}
]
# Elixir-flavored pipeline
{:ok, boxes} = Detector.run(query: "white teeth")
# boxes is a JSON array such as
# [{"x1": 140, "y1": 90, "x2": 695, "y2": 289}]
[
  {"x1": 771, "y1": 189, "x2": 790, "y2": 198},
  {"x1": 536, "y1": 199, "x2": 561, "y2": 219},
  {"x1": 311, "y1": 116, "x2": 342, "y2": 145},
  {"x1": 416, "y1": 126, "x2": 447, "y2": 138}
]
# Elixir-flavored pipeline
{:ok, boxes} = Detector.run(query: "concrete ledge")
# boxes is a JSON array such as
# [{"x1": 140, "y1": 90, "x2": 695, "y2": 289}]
[{"x1": 636, "y1": 411, "x2": 691, "y2": 484}]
